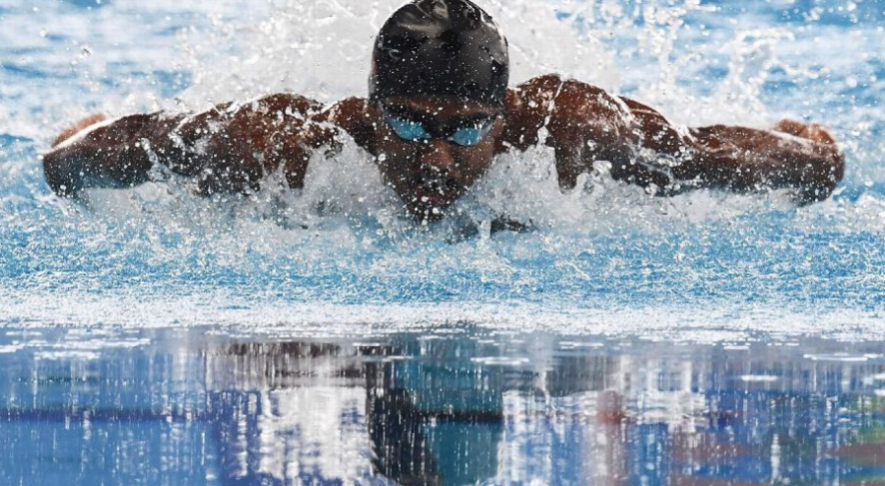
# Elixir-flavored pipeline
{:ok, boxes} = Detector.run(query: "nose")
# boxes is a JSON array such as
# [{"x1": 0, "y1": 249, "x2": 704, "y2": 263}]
[{"x1": 417, "y1": 139, "x2": 458, "y2": 178}]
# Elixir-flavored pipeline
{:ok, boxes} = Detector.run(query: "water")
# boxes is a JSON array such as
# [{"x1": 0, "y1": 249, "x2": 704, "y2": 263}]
[
  {"x1": 0, "y1": 0, "x2": 884, "y2": 483},
  {"x1": 5, "y1": 328, "x2": 885, "y2": 485}
]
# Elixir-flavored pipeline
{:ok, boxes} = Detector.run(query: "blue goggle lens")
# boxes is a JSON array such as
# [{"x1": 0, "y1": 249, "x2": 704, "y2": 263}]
[
  {"x1": 447, "y1": 125, "x2": 489, "y2": 147},
  {"x1": 384, "y1": 114, "x2": 430, "y2": 141},
  {"x1": 384, "y1": 112, "x2": 495, "y2": 147}
]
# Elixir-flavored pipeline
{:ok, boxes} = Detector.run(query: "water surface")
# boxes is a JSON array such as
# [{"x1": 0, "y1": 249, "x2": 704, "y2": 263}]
[{"x1": 4, "y1": 328, "x2": 885, "y2": 485}]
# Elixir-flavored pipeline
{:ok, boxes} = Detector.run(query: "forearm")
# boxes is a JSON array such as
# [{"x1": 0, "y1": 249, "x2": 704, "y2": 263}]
[
  {"x1": 689, "y1": 124, "x2": 845, "y2": 203},
  {"x1": 571, "y1": 91, "x2": 844, "y2": 202}
]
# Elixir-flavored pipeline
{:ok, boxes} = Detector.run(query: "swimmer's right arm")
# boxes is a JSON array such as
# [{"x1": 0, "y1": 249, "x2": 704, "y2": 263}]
[{"x1": 43, "y1": 94, "x2": 323, "y2": 198}]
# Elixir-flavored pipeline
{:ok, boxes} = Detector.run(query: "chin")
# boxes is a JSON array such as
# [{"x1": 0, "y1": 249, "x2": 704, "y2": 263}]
[{"x1": 406, "y1": 202, "x2": 451, "y2": 223}]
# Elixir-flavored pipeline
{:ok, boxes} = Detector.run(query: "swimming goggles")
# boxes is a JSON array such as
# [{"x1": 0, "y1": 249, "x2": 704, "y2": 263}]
[{"x1": 382, "y1": 109, "x2": 497, "y2": 147}]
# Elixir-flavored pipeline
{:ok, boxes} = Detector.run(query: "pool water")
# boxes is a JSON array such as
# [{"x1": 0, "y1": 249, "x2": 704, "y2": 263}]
[
  {"x1": 0, "y1": 0, "x2": 884, "y2": 483},
  {"x1": 5, "y1": 328, "x2": 885, "y2": 485}
]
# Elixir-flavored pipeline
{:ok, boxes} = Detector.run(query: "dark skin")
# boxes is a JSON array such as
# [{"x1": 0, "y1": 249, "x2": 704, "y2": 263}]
[{"x1": 44, "y1": 74, "x2": 845, "y2": 222}]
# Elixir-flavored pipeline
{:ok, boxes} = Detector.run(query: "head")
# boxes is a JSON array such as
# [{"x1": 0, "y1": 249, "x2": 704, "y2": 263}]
[{"x1": 369, "y1": 0, "x2": 509, "y2": 221}]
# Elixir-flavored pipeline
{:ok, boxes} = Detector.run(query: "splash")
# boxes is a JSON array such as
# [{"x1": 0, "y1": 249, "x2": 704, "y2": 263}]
[{"x1": 0, "y1": 0, "x2": 883, "y2": 330}]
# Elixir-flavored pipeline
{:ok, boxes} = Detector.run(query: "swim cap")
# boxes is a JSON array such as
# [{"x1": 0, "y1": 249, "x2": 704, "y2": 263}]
[{"x1": 369, "y1": 0, "x2": 510, "y2": 108}]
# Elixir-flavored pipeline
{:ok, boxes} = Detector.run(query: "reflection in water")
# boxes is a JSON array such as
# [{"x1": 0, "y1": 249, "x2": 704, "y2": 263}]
[{"x1": 1, "y1": 329, "x2": 885, "y2": 485}]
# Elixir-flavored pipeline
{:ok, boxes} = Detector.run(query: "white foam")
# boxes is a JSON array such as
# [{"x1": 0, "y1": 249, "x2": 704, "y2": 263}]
[
  {"x1": 740, "y1": 375, "x2": 780, "y2": 383},
  {"x1": 177, "y1": 0, "x2": 620, "y2": 107},
  {"x1": 2, "y1": 286, "x2": 884, "y2": 344}
]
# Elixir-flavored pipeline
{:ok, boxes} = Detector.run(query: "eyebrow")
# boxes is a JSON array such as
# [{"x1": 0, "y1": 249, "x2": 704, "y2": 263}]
[{"x1": 383, "y1": 106, "x2": 430, "y2": 122}]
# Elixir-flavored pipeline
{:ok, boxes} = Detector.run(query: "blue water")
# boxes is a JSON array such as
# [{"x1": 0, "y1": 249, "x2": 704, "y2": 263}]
[
  {"x1": 4, "y1": 328, "x2": 885, "y2": 485},
  {"x1": 1, "y1": 0, "x2": 884, "y2": 483}
]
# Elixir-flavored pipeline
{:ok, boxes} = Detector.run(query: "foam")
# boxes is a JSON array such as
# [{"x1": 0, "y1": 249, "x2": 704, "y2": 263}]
[{"x1": 2, "y1": 286, "x2": 884, "y2": 344}]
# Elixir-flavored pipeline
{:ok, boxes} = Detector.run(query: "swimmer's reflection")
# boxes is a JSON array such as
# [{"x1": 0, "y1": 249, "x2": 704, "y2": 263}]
[
  {"x1": 211, "y1": 338, "x2": 622, "y2": 486},
  {"x1": 213, "y1": 340, "x2": 501, "y2": 485},
  {"x1": 362, "y1": 342, "x2": 505, "y2": 486},
  {"x1": 10, "y1": 332, "x2": 885, "y2": 485}
]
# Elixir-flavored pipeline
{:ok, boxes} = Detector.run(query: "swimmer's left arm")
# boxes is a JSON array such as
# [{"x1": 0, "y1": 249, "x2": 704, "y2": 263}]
[
  {"x1": 613, "y1": 96, "x2": 845, "y2": 202},
  {"x1": 509, "y1": 75, "x2": 844, "y2": 203}
]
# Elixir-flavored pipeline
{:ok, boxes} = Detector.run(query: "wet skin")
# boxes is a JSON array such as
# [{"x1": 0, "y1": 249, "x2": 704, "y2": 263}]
[{"x1": 44, "y1": 74, "x2": 845, "y2": 222}]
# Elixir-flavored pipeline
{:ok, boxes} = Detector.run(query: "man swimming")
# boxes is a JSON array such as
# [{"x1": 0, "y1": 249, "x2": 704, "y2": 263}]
[{"x1": 44, "y1": 0, "x2": 844, "y2": 222}]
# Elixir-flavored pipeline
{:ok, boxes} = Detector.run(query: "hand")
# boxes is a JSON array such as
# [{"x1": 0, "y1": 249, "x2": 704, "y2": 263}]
[
  {"x1": 773, "y1": 119, "x2": 838, "y2": 146},
  {"x1": 52, "y1": 113, "x2": 107, "y2": 148},
  {"x1": 772, "y1": 119, "x2": 844, "y2": 203}
]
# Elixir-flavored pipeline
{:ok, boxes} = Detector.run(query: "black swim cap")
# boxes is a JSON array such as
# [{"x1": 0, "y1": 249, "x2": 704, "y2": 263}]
[{"x1": 369, "y1": 0, "x2": 510, "y2": 108}]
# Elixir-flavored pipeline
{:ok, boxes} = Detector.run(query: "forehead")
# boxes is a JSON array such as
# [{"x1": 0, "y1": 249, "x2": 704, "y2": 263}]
[{"x1": 381, "y1": 95, "x2": 498, "y2": 118}]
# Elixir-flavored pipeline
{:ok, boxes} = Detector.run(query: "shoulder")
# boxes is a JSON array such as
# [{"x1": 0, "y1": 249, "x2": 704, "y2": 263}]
[
  {"x1": 499, "y1": 75, "x2": 564, "y2": 150},
  {"x1": 322, "y1": 97, "x2": 372, "y2": 125},
  {"x1": 514, "y1": 73, "x2": 564, "y2": 94},
  {"x1": 518, "y1": 74, "x2": 630, "y2": 124},
  {"x1": 506, "y1": 74, "x2": 623, "y2": 119},
  {"x1": 505, "y1": 74, "x2": 565, "y2": 115},
  {"x1": 510, "y1": 74, "x2": 613, "y2": 102},
  {"x1": 201, "y1": 93, "x2": 325, "y2": 143},
  {"x1": 205, "y1": 93, "x2": 324, "y2": 132},
  {"x1": 502, "y1": 74, "x2": 621, "y2": 150},
  {"x1": 320, "y1": 97, "x2": 379, "y2": 154},
  {"x1": 251, "y1": 93, "x2": 324, "y2": 118}
]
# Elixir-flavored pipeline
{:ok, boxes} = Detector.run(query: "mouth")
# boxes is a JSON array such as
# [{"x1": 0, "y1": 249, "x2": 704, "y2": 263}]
[
  {"x1": 414, "y1": 186, "x2": 452, "y2": 207},
  {"x1": 408, "y1": 178, "x2": 461, "y2": 216}
]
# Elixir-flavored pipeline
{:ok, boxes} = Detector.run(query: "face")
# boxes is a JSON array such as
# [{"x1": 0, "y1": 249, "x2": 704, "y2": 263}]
[{"x1": 372, "y1": 95, "x2": 503, "y2": 222}]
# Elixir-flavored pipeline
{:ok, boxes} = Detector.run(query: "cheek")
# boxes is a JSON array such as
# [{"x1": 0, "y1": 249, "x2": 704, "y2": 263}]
[
  {"x1": 454, "y1": 145, "x2": 496, "y2": 180},
  {"x1": 375, "y1": 132, "x2": 399, "y2": 156},
  {"x1": 375, "y1": 138, "x2": 416, "y2": 178},
  {"x1": 467, "y1": 130, "x2": 500, "y2": 166}
]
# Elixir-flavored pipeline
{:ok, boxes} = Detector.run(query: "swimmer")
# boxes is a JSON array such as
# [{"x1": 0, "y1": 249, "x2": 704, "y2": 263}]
[{"x1": 44, "y1": 0, "x2": 845, "y2": 222}]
